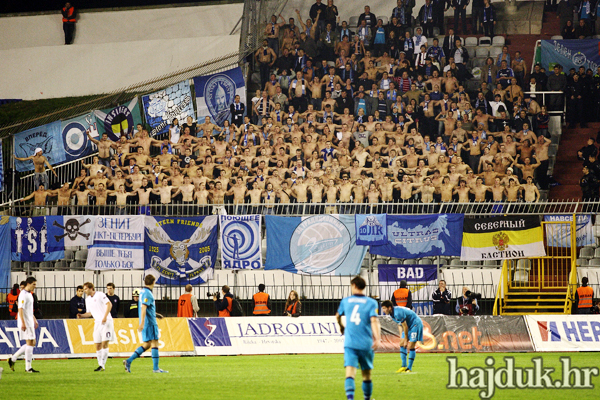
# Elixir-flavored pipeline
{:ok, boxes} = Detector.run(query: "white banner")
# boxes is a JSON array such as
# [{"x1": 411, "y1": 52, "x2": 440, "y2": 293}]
[
  {"x1": 50, "y1": 216, "x2": 96, "y2": 247},
  {"x1": 526, "y1": 315, "x2": 600, "y2": 352},
  {"x1": 85, "y1": 216, "x2": 145, "y2": 270},
  {"x1": 189, "y1": 316, "x2": 344, "y2": 356},
  {"x1": 219, "y1": 215, "x2": 263, "y2": 270},
  {"x1": 544, "y1": 215, "x2": 594, "y2": 248}
]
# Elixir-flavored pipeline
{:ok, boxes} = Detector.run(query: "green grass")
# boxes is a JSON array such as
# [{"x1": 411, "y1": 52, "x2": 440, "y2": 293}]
[{"x1": 1, "y1": 353, "x2": 599, "y2": 399}]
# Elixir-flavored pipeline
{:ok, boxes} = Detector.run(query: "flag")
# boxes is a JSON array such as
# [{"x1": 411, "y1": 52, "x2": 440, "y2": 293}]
[
  {"x1": 370, "y1": 214, "x2": 464, "y2": 258},
  {"x1": 265, "y1": 215, "x2": 366, "y2": 275},
  {"x1": 461, "y1": 216, "x2": 546, "y2": 261},
  {"x1": 47, "y1": 216, "x2": 96, "y2": 248},
  {"x1": 61, "y1": 112, "x2": 100, "y2": 162},
  {"x1": 86, "y1": 216, "x2": 145, "y2": 270},
  {"x1": 220, "y1": 215, "x2": 262, "y2": 269},
  {"x1": 94, "y1": 97, "x2": 143, "y2": 141},
  {"x1": 193, "y1": 67, "x2": 246, "y2": 126},
  {"x1": 145, "y1": 216, "x2": 218, "y2": 285},
  {"x1": 11, "y1": 216, "x2": 64, "y2": 261},
  {"x1": 14, "y1": 121, "x2": 65, "y2": 172},
  {"x1": 543, "y1": 215, "x2": 593, "y2": 248},
  {"x1": 355, "y1": 214, "x2": 387, "y2": 246},
  {"x1": 142, "y1": 81, "x2": 195, "y2": 137},
  {"x1": 0, "y1": 217, "x2": 11, "y2": 293},
  {"x1": 0, "y1": 141, "x2": 4, "y2": 192},
  {"x1": 378, "y1": 264, "x2": 438, "y2": 315}
]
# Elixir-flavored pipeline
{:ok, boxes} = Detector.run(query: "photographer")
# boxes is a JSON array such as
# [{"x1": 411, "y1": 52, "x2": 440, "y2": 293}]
[
  {"x1": 213, "y1": 285, "x2": 234, "y2": 317},
  {"x1": 431, "y1": 280, "x2": 452, "y2": 315},
  {"x1": 456, "y1": 286, "x2": 480, "y2": 316}
]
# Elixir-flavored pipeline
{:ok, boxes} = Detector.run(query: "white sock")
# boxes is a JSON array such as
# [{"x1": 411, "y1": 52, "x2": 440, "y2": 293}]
[
  {"x1": 101, "y1": 348, "x2": 109, "y2": 367},
  {"x1": 96, "y1": 350, "x2": 102, "y2": 367},
  {"x1": 11, "y1": 344, "x2": 27, "y2": 362},
  {"x1": 25, "y1": 345, "x2": 33, "y2": 370}
]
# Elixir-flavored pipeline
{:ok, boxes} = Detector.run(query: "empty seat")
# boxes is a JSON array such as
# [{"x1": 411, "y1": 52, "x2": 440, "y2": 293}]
[
  {"x1": 23, "y1": 262, "x2": 37, "y2": 271},
  {"x1": 70, "y1": 261, "x2": 85, "y2": 270},
  {"x1": 55, "y1": 260, "x2": 69, "y2": 270},
  {"x1": 595, "y1": 226, "x2": 600, "y2": 238},
  {"x1": 75, "y1": 249, "x2": 88, "y2": 261},
  {"x1": 580, "y1": 247, "x2": 594, "y2": 259},
  {"x1": 489, "y1": 46, "x2": 503, "y2": 58},
  {"x1": 11, "y1": 261, "x2": 24, "y2": 271},
  {"x1": 588, "y1": 258, "x2": 600, "y2": 267},
  {"x1": 492, "y1": 36, "x2": 505, "y2": 46},
  {"x1": 479, "y1": 36, "x2": 492, "y2": 46},
  {"x1": 419, "y1": 258, "x2": 433, "y2": 265},
  {"x1": 516, "y1": 259, "x2": 532, "y2": 271},
  {"x1": 551, "y1": 35, "x2": 563, "y2": 40},
  {"x1": 514, "y1": 269, "x2": 529, "y2": 282},
  {"x1": 467, "y1": 260, "x2": 482, "y2": 266},
  {"x1": 39, "y1": 262, "x2": 54, "y2": 271},
  {"x1": 450, "y1": 259, "x2": 463, "y2": 266},
  {"x1": 594, "y1": 247, "x2": 600, "y2": 258},
  {"x1": 471, "y1": 58, "x2": 486, "y2": 68},
  {"x1": 403, "y1": 259, "x2": 417, "y2": 265},
  {"x1": 465, "y1": 36, "x2": 478, "y2": 46},
  {"x1": 348, "y1": 16, "x2": 360, "y2": 27},
  {"x1": 64, "y1": 250, "x2": 76, "y2": 261},
  {"x1": 576, "y1": 258, "x2": 588, "y2": 266},
  {"x1": 475, "y1": 47, "x2": 489, "y2": 58}
]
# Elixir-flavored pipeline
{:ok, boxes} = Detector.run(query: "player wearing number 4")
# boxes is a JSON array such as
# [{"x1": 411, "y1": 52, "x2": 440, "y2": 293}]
[
  {"x1": 336, "y1": 276, "x2": 381, "y2": 400},
  {"x1": 124, "y1": 274, "x2": 168, "y2": 373},
  {"x1": 77, "y1": 282, "x2": 114, "y2": 371},
  {"x1": 381, "y1": 301, "x2": 423, "y2": 373}
]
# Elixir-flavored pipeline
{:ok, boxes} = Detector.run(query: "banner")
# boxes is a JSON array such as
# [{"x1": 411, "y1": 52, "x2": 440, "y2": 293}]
[
  {"x1": 355, "y1": 214, "x2": 387, "y2": 246},
  {"x1": 379, "y1": 315, "x2": 534, "y2": 353},
  {"x1": 194, "y1": 67, "x2": 246, "y2": 126},
  {"x1": 526, "y1": 315, "x2": 600, "y2": 352},
  {"x1": 461, "y1": 216, "x2": 546, "y2": 261},
  {"x1": 61, "y1": 112, "x2": 99, "y2": 162},
  {"x1": 65, "y1": 318, "x2": 194, "y2": 356},
  {"x1": 94, "y1": 97, "x2": 143, "y2": 141},
  {"x1": 142, "y1": 81, "x2": 195, "y2": 137},
  {"x1": 0, "y1": 217, "x2": 10, "y2": 292},
  {"x1": 544, "y1": 215, "x2": 593, "y2": 248},
  {"x1": 540, "y1": 39, "x2": 600, "y2": 75},
  {"x1": 220, "y1": 215, "x2": 262, "y2": 270},
  {"x1": 378, "y1": 264, "x2": 438, "y2": 315},
  {"x1": 265, "y1": 215, "x2": 367, "y2": 275},
  {"x1": 0, "y1": 140, "x2": 4, "y2": 192},
  {"x1": 145, "y1": 216, "x2": 218, "y2": 285},
  {"x1": 85, "y1": 216, "x2": 145, "y2": 270},
  {"x1": 47, "y1": 216, "x2": 96, "y2": 248},
  {"x1": 11, "y1": 216, "x2": 64, "y2": 262},
  {"x1": 0, "y1": 320, "x2": 71, "y2": 357},
  {"x1": 14, "y1": 121, "x2": 65, "y2": 172},
  {"x1": 189, "y1": 316, "x2": 344, "y2": 356},
  {"x1": 370, "y1": 214, "x2": 464, "y2": 258}
]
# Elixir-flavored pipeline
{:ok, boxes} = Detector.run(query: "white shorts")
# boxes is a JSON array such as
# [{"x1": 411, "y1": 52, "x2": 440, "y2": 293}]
[
  {"x1": 19, "y1": 327, "x2": 36, "y2": 341},
  {"x1": 93, "y1": 320, "x2": 115, "y2": 344}
]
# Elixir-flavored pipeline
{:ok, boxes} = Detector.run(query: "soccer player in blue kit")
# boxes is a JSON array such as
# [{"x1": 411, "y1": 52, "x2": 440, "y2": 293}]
[
  {"x1": 124, "y1": 274, "x2": 168, "y2": 373},
  {"x1": 336, "y1": 276, "x2": 381, "y2": 400},
  {"x1": 381, "y1": 300, "x2": 423, "y2": 373}
]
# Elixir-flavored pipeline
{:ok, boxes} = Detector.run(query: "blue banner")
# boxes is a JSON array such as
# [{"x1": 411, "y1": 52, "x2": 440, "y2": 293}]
[
  {"x1": 14, "y1": 121, "x2": 65, "y2": 172},
  {"x1": 11, "y1": 216, "x2": 65, "y2": 262},
  {"x1": 0, "y1": 140, "x2": 4, "y2": 192},
  {"x1": 220, "y1": 215, "x2": 262, "y2": 269},
  {"x1": 188, "y1": 318, "x2": 232, "y2": 347},
  {"x1": 94, "y1": 97, "x2": 143, "y2": 141},
  {"x1": 142, "y1": 81, "x2": 195, "y2": 137},
  {"x1": 355, "y1": 214, "x2": 387, "y2": 245},
  {"x1": 370, "y1": 214, "x2": 464, "y2": 258},
  {"x1": 540, "y1": 39, "x2": 600, "y2": 74},
  {"x1": 194, "y1": 67, "x2": 246, "y2": 126},
  {"x1": 0, "y1": 319, "x2": 71, "y2": 356},
  {"x1": 378, "y1": 264, "x2": 438, "y2": 316},
  {"x1": 265, "y1": 215, "x2": 367, "y2": 275},
  {"x1": 543, "y1": 215, "x2": 593, "y2": 248},
  {"x1": 145, "y1": 216, "x2": 218, "y2": 285},
  {"x1": 0, "y1": 217, "x2": 10, "y2": 292},
  {"x1": 61, "y1": 112, "x2": 99, "y2": 162}
]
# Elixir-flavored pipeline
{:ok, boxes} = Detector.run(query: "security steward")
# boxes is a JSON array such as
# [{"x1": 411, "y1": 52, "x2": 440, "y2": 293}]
[
  {"x1": 252, "y1": 284, "x2": 272, "y2": 316},
  {"x1": 61, "y1": 2, "x2": 77, "y2": 45},
  {"x1": 392, "y1": 280, "x2": 413, "y2": 309},
  {"x1": 124, "y1": 289, "x2": 140, "y2": 318},
  {"x1": 575, "y1": 277, "x2": 594, "y2": 314},
  {"x1": 214, "y1": 285, "x2": 234, "y2": 317}
]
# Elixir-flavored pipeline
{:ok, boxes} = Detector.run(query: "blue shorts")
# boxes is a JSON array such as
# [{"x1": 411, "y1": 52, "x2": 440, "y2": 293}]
[
  {"x1": 142, "y1": 323, "x2": 160, "y2": 342},
  {"x1": 406, "y1": 321, "x2": 423, "y2": 343},
  {"x1": 344, "y1": 348, "x2": 374, "y2": 371}
]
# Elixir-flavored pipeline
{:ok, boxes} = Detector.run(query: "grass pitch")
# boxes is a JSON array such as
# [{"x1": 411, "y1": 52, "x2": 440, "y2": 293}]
[{"x1": 1, "y1": 352, "x2": 599, "y2": 399}]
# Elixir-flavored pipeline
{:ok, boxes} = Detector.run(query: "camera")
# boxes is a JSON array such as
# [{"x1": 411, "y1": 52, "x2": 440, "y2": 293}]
[
  {"x1": 591, "y1": 304, "x2": 599, "y2": 315},
  {"x1": 465, "y1": 290, "x2": 481, "y2": 303},
  {"x1": 207, "y1": 291, "x2": 220, "y2": 300}
]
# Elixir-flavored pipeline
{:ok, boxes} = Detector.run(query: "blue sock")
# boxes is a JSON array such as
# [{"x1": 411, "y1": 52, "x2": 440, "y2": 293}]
[
  {"x1": 362, "y1": 380, "x2": 373, "y2": 400},
  {"x1": 400, "y1": 346, "x2": 407, "y2": 367},
  {"x1": 345, "y1": 377, "x2": 355, "y2": 400},
  {"x1": 152, "y1": 347, "x2": 159, "y2": 370},
  {"x1": 408, "y1": 349, "x2": 416, "y2": 370},
  {"x1": 127, "y1": 346, "x2": 145, "y2": 364}
]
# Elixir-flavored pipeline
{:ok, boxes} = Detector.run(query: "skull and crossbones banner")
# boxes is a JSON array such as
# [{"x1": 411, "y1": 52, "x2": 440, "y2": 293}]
[{"x1": 47, "y1": 216, "x2": 96, "y2": 248}]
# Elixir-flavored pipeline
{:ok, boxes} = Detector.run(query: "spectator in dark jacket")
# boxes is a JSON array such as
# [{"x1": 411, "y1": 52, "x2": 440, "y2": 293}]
[
  {"x1": 214, "y1": 285, "x2": 234, "y2": 317},
  {"x1": 432, "y1": 280, "x2": 452, "y2": 314},
  {"x1": 578, "y1": 137, "x2": 598, "y2": 161},
  {"x1": 557, "y1": 0, "x2": 573, "y2": 32},
  {"x1": 124, "y1": 289, "x2": 140, "y2": 318},
  {"x1": 69, "y1": 285, "x2": 85, "y2": 318},
  {"x1": 547, "y1": 65, "x2": 567, "y2": 111},
  {"x1": 357, "y1": 5, "x2": 377, "y2": 30},
  {"x1": 562, "y1": 19, "x2": 577, "y2": 39},
  {"x1": 575, "y1": 18, "x2": 592, "y2": 38},
  {"x1": 106, "y1": 283, "x2": 120, "y2": 319}
]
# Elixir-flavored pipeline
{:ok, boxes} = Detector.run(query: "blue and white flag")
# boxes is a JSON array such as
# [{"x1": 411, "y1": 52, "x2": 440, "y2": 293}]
[
  {"x1": 540, "y1": 39, "x2": 600, "y2": 74},
  {"x1": 14, "y1": 121, "x2": 65, "y2": 172},
  {"x1": 11, "y1": 216, "x2": 64, "y2": 262},
  {"x1": 220, "y1": 215, "x2": 262, "y2": 270},
  {"x1": 370, "y1": 214, "x2": 464, "y2": 258},
  {"x1": 145, "y1": 216, "x2": 218, "y2": 285},
  {"x1": 265, "y1": 215, "x2": 367, "y2": 275},
  {"x1": 194, "y1": 67, "x2": 246, "y2": 126},
  {"x1": 355, "y1": 214, "x2": 387, "y2": 246},
  {"x1": 0, "y1": 217, "x2": 11, "y2": 293},
  {"x1": 378, "y1": 264, "x2": 438, "y2": 316},
  {"x1": 142, "y1": 81, "x2": 195, "y2": 137},
  {"x1": 85, "y1": 216, "x2": 145, "y2": 270},
  {"x1": 544, "y1": 215, "x2": 593, "y2": 248},
  {"x1": 61, "y1": 112, "x2": 99, "y2": 162},
  {"x1": 0, "y1": 141, "x2": 4, "y2": 192},
  {"x1": 47, "y1": 216, "x2": 96, "y2": 248}
]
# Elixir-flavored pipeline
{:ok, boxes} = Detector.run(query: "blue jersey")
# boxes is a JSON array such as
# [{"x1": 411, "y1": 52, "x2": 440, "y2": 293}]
[
  {"x1": 337, "y1": 294, "x2": 378, "y2": 351},
  {"x1": 139, "y1": 287, "x2": 157, "y2": 328},
  {"x1": 391, "y1": 306, "x2": 421, "y2": 328}
]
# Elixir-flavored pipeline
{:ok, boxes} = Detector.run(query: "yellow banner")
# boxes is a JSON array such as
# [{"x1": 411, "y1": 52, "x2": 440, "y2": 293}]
[
  {"x1": 65, "y1": 318, "x2": 194, "y2": 354},
  {"x1": 462, "y1": 226, "x2": 543, "y2": 249}
]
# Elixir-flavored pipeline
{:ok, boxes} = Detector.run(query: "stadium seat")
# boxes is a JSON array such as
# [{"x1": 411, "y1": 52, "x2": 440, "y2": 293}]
[
  {"x1": 516, "y1": 259, "x2": 532, "y2": 271},
  {"x1": 55, "y1": 260, "x2": 69, "y2": 271},
  {"x1": 39, "y1": 261, "x2": 54, "y2": 271},
  {"x1": 65, "y1": 250, "x2": 75, "y2": 261},
  {"x1": 551, "y1": 35, "x2": 563, "y2": 40},
  {"x1": 24, "y1": 262, "x2": 37, "y2": 271},
  {"x1": 379, "y1": 16, "x2": 389, "y2": 25},
  {"x1": 11, "y1": 261, "x2": 24, "y2": 271},
  {"x1": 579, "y1": 247, "x2": 594, "y2": 259},
  {"x1": 75, "y1": 249, "x2": 88, "y2": 261},
  {"x1": 465, "y1": 37, "x2": 478, "y2": 47},
  {"x1": 471, "y1": 58, "x2": 486, "y2": 68},
  {"x1": 594, "y1": 226, "x2": 600, "y2": 238},
  {"x1": 594, "y1": 247, "x2": 600, "y2": 259},
  {"x1": 475, "y1": 48, "x2": 489, "y2": 58},
  {"x1": 478, "y1": 36, "x2": 492, "y2": 46},
  {"x1": 588, "y1": 258, "x2": 600, "y2": 267},
  {"x1": 70, "y1": 261, "x2": 85, "y2": 270},
  {"x1": 576, "y1": 258, "x2": 588, "y2": 266},
  {"x1": 419, "y1": 258, "x2": 432, "y2": 265},
  {"x1": 492, "y1": 36, "x2": 505, "y2": 47},
  {"x1": 450, "y1": 259, "x2": 463, "y2": 266},
  {"x1": 432, "y1": 26, "x2": 440, "y2": 37},
  {"x1": 403, "y1": 259, "x2": 417, "y2": 265},
  {"x1": 467, "y1": 260, "x2": 482, "y2": 266},
  {"x1": 489, "y1": 46, "x2": 503, "y2": 59},
  {"x1": 348, "y1": 16, "x2": 360, "y2": 27}
]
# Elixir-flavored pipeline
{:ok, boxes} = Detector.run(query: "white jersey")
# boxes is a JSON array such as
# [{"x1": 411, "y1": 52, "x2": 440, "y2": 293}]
[
  {"x1": 85, "y1": 291, "x2": 113, "y2": 324},
  {"x1": 17, "y1": 290, "x2": 35, "y2": 330}
]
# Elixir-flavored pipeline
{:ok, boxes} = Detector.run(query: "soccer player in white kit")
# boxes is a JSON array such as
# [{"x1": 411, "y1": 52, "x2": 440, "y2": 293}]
[
  {"x1": 77, "y1": 282, "x2": 114, "y2": 371},
  {"x1": 7, "y1": 277, "x2": 39, "y2": 373}
]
